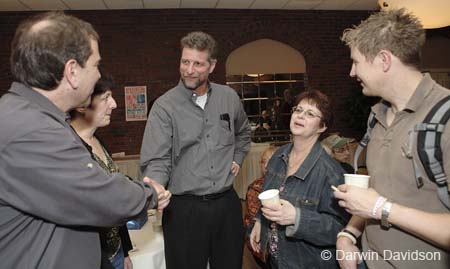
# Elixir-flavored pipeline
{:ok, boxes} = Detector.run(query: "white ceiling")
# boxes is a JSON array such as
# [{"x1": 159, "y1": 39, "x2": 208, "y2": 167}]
[{"x1": 0, "y1": 0, "x2": 380, "y2": 11}]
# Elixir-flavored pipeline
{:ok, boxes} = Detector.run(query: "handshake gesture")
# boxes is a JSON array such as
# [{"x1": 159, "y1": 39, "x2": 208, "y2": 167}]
[{"x1": 143, "y1": 177, "x2": 172, "y2": 211}]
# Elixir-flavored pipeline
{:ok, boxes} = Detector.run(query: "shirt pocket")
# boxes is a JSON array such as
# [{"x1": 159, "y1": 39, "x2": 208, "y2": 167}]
[
  {"x1": 218, "y1": 116, "x2": 234, "y2": 146},
  {"x1": 295, "y1": 196, "x2": 319, "y2": 210}
]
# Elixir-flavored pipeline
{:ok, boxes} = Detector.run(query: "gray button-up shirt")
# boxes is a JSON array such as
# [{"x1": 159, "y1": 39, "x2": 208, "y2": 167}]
[
  {"x1": 0, "y1": 82, "x2": 157, "y2": 269},
  {"x1": 140, "y1": 81, "x2": 251, "y2": 195}
]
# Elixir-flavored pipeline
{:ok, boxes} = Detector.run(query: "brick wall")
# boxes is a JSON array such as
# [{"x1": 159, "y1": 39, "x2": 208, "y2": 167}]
[{"x1": 0, "y1": 9, "x2": 375, "y2": 154}]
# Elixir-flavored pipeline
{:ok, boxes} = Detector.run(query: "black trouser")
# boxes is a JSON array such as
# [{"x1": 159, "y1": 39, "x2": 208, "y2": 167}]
[{"x1": 162, "y1": 188, "x2": 244, "y2": 269}]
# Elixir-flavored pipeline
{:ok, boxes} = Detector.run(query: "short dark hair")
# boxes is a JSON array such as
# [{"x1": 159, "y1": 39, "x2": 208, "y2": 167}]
[
  {"x1": 69, "y1": 71, "x2": 115, "y2": 119},
  {"x1": 93, "y1": 70, "x2": 115, "y2": 98},
  {"x1": 10, "y1": 11, "x2": 99, "y2": 91},
  {"x1": 180, "y1": 31, "x2": 217, "y2": 61},
  {"x1": 341, "y1": 8, "x2": 425, "y2": 69},
  {"x1": 295, "y1": 89, "x2": 333, "y2": 128}
]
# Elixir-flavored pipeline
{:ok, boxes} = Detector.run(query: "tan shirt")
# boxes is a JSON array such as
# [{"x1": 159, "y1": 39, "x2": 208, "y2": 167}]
[{"x1": 362, "y1": 74, "x2": 450, "y2": 269}]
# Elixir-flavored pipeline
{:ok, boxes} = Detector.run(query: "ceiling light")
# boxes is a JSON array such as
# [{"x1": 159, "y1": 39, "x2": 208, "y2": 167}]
[{"x1": 379, "y1": 0, "x2": 450, "y2": 29}]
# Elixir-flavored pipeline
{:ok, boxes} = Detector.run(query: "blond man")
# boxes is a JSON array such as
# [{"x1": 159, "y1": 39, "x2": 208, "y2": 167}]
[{"x1": 334, "y1": 9, "x2": 450, "y2": 269}]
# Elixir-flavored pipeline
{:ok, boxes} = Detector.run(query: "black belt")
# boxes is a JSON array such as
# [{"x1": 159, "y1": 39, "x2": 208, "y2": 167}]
[{"x1": 173, "y1": 188, "x2": 232, "y2": 201}]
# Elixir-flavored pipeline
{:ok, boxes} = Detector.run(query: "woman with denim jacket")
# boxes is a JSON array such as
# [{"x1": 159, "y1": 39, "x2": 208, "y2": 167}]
[{"x1": 249, "y1": 90, "x2": 350, "y2": 268}]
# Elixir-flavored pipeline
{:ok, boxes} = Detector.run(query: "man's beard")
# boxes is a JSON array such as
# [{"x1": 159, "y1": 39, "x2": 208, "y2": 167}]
[{"x1": 181, "y1": 76, "x2": 202, "y2": 90}]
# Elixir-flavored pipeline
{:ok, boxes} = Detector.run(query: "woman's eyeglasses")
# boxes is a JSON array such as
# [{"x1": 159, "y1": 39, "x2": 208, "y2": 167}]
[{"x1": 291, "y1": 106, "x2": 322, "y2": 119}]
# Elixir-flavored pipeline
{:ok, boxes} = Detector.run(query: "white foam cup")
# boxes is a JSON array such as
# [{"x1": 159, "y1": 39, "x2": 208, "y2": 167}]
[
  {"x1": 258, "y1": 189, "x2": 281, "y2": 207},
  {"x1": 344, "y1": 174, "x2": 370, "y2": 189}
]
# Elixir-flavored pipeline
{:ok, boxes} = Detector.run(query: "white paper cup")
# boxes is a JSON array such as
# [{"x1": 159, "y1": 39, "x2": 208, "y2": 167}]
[
  {"x1": 344, "y1": 174, "x2": 370, "y2": 189},
  {"x1": 258, "y1": 189, "x2": 280, "y2": 206}
]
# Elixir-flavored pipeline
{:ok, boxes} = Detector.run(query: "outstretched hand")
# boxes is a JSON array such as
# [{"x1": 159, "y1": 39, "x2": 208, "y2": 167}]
[{"x1": 143, "y1": 177, "x2": 171, "y2": 211}]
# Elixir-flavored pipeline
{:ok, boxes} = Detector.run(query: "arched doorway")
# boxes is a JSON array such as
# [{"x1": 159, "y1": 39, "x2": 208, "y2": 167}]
[
  {"x1": 226, "y1": 39, "x2": 307, "y2": 142},
  {"x1": 226, "y1": 38, "x2": 306, "y2": 74}
]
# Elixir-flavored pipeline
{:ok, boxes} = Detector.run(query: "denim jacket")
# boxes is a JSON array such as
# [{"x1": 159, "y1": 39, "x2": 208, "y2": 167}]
[{"x1": 257, "y1": 141, "x2": 350, "y2": 269}]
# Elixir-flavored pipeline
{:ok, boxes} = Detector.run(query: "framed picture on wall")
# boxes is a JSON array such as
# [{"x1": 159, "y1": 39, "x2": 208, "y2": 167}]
[{"x1": 125, "y1": 86, "x2": 147, "y2": 121}]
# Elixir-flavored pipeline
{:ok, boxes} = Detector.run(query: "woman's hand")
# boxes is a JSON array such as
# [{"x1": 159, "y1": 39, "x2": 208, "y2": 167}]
[
  {"x1": 250, "y1": 221, "x2": 261, "y2": 253},
  {"x1": 336, "y1": 236, "x2": 360, "y2": 269},
  {"x1": 261, "y1": 199, "x2": 296, "y2": 225},
  {"x1": 124, "y1": 256, "x2": 133, "y2": 269},
  {"x1": 143, "y1": 177, "x2": 172, "y2": 212}
]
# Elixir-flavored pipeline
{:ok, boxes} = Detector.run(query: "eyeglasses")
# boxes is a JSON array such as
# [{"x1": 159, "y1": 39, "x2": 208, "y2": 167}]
[
  {"x1": 291, "y1": 106, "x2": 322, "y2": 119},
  {"x1": 333, "y1": 145, "x2": 350, "y2": 154}
]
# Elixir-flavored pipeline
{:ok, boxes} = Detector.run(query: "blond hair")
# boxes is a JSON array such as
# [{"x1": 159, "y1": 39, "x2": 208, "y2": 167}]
[
  {"x1": 261, "y1": 146, "x2": 278, "y2": 162},
  {"x1": 341, "y1": 8, "x2": 425, "y2": 69},
  {"x1": 180, "y1": 31, "x2": 217, "y2": 61}
]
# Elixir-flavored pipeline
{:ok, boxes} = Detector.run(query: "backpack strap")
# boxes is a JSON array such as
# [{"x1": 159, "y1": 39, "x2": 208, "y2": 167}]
[
  {"x1": 408, "y1": 129, "x2": 425, "y2": 188},
  {"x1": 353, "y1": 111, "x2": 378, "y2": 173},
  {"x1": 416, "y1": 95, "x2": 450, "y2": 209}
]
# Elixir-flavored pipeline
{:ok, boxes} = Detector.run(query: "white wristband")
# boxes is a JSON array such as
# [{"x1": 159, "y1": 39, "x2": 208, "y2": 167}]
[
  {"x1": 372, "y1": 196, "x2": 387, "y2": 219},
  {"x1": 337, "y1": 231, "x2": 357, "y2": 245}
]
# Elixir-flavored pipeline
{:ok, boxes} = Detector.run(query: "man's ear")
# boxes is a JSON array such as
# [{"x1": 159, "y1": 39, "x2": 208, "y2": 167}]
[
  {"x1": 208, "y1": 59, "x2": 217, "y2": 74},
  {"x1": 378, "y1": 50, "x2": 392, "y2": 72},
  {"x1": 75, "y1": 107, "x2": 87, "y2": 114},
  {"x1": 64, "y1": 59, "x2": 80, "y2": 89}
]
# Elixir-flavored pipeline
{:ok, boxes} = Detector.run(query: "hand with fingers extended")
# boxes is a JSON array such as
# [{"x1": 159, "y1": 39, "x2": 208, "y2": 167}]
[
  {"x1": 143, "y1": 177, "x2": 172, "y2": 211},
  {"x1": 333, "y1": 184, "x2": 381, "y2": 219},
  {"x1": 250, "y1": 221, "x2": 262, "y2": 253},
  {"x1": 260, "y1": 199, "x2": 296, "y2": 226}
]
